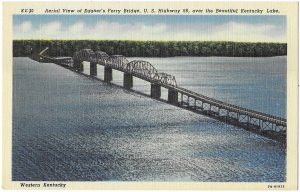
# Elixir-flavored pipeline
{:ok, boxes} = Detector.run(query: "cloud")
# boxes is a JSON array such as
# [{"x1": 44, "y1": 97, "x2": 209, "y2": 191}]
[
  {"x1": 163, "y1": 21, "x2": 286, "y2": 42},
  {"x1": 40, "y1": 21, "x2": 62, "y2": 38},
  {"x1": 41, "y1": 21, "x2": 62, "y2": 32},
  {"x1": 14, "y1": 21, "x2": 32, "y2": 33},
  {"x1": 212, "y1": 22, "x2": 286, "y2": 42},
  {"x1": 69, "y1": 21, "x2": 87, "y2": 34},
  {"x1": 13, "y1": 20, "x2": 286, "y2": 42}
]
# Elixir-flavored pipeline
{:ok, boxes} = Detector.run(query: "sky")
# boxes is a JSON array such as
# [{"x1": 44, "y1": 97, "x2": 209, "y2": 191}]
[{"x1": 13, "y1": 15, "x2": 286, "y2": 42}]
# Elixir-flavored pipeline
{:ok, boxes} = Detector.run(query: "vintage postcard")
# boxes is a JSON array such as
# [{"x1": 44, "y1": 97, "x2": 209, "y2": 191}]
[{"x1": 2, "y1": 1, "x2": 298, "y2": 190}]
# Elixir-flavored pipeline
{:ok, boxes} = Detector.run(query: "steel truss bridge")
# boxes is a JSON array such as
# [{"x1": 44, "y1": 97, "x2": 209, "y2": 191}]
[{"x1": 37, "y1": 48, "x2": 286, "y2": 143}]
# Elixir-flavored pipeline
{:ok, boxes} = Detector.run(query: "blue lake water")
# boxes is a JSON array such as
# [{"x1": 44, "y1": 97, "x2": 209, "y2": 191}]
[{"x1": 12, "y1": 56, "x2": 286, "y2": 181}]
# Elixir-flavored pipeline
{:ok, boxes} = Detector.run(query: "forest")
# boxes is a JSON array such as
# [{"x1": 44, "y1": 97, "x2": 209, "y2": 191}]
[{"x1": 13, "y1": 40, "x2": 287, "y2": 57}]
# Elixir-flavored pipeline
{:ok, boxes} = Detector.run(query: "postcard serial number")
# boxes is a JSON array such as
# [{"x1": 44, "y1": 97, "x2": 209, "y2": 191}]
[
  {"x1": 268, "y1": 184, "x2": 285, "y2": 189},
  {"x1": 21, "y1": 9, "x2": 34, "y2": 13}
]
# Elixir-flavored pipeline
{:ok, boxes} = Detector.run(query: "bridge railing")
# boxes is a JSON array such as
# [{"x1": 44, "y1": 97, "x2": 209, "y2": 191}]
[{"x1": 177, "y1": 86, "x2": 286, "y2": 126}]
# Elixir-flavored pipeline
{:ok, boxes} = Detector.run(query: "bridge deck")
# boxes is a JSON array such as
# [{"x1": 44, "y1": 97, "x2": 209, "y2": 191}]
[{"x1": 38, "y1": 49, "x2": 286, "y2": 143}]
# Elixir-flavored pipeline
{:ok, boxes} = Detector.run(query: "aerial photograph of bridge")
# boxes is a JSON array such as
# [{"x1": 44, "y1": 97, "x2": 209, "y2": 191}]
[{"x1": 12, "y1": 14, "x2": 286, "y2": 182}]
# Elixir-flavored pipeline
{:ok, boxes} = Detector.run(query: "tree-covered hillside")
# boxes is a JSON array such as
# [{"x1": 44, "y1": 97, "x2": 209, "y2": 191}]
[{"x1": 13, "y1": 40, "x2": 287, "y2": 57}]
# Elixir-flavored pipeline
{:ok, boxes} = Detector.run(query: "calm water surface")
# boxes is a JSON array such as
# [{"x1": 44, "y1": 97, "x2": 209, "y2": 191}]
[{"x1": 13, "y1": 57, "x2": 286, "y2": 181}]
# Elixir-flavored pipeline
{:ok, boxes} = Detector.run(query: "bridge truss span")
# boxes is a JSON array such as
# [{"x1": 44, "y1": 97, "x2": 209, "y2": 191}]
[
  {"x1": 72, "y1": 49, "x2": 178, "y2": 87},
  {"x1": 95, "y1": 51, "x2": 109, "y2": 64},
  {"x1": 154, "y1": 72, "x2": 177, "y2": 87},
  {"x1": 103, "y1": 55, "x2": 128, "y2": 69},
  {"x1": 73, "y1": 49, "x2": 95, "y2": 62},
  {"x1": 125, "y1": 60, "x2": 158, "y2": 80}
]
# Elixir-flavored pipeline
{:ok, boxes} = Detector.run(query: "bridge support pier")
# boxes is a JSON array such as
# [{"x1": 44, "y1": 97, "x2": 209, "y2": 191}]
[
  {"x1": 168, "y1": 89, "x2": 178, "y2": 104},
  {"x1": 104, "y1": 66, "x2": 112, "y2": 82},
  {"x1": 123, "y1": 73, "x2": 133, "y2": 89},
  {"x1": 151, "y1": 83, "x2": 161, "y2": 99},
  {"x1": 73, "y1": 60, "x2": 84, "y2": 72},
  {"x1": 90, "y1": 62, "x2": 97, "y2": 77}
]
